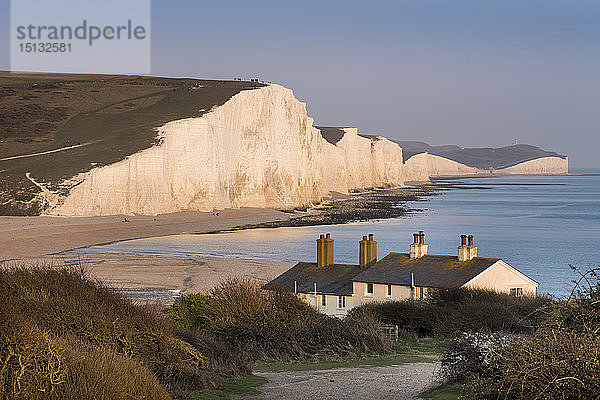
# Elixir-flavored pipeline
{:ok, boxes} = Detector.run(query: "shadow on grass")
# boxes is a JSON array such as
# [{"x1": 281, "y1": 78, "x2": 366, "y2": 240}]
[
  {"x1": 181, "y1": 375, "x2": 267, "y2": 400},
  {"x1": 418, "y1": 384, "x2": 462, "y2": 400}
]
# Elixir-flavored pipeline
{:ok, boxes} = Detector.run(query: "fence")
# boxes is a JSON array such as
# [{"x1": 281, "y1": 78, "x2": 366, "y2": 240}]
[{"x1": 381, "y1": 323, "x2": 400, "y2": 342}]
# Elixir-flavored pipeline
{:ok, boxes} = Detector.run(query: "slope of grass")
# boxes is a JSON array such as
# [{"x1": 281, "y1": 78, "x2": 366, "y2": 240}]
[
  {"x1": 419, "y1": 384, "x2": 462, "y2": 400},
  {"x1": 181, "y1": 375, "x2": 267, "y2": 400}
]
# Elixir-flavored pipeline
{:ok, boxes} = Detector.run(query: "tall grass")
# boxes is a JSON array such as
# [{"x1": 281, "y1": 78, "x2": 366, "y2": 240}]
[{"x1": 1, "y1": 267, "x2": 393, "y2": 399}]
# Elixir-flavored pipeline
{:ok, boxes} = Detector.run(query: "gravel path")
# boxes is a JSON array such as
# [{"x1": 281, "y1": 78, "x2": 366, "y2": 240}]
[{"x1": 241, "y1": 362, "x2": 439, "y2": 400}]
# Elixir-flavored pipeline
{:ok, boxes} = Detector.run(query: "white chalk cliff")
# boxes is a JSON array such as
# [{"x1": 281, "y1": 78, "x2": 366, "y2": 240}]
[
  {"x1": 49, "y1": 84, "x2": 568, "y2": 217},
  {"x1": 403, "y1": 153, "x2": 483, "y2": 179},
  {"x1": 495, "y1": 156, "x2": 569, "y2": 175},
  {"x1": 52, "y1": 85, "x2": 408, "y2": 216}
]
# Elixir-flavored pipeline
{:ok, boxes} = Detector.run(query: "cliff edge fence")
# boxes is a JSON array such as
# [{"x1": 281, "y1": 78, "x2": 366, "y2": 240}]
[{"x1": 0, "y1": 73, "x2": 568, "y2": 217}]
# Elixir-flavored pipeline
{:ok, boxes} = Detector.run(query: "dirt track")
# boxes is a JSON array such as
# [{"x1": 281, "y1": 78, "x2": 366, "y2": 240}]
[{"x1": 242, "y1": 362, "x2": 439, "y2": 400}]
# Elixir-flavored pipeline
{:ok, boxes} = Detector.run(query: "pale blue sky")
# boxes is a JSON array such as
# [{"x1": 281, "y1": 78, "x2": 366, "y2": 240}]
[{"x1": 1, "y1": 0, "x2": 598, "y2": 168}]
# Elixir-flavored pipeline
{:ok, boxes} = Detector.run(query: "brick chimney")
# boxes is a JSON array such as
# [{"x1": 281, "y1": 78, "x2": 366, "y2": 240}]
[
  {"x1": 317, "y1": 234, "x2": 326, "y2": 267},
  {"x1": 410, "y1": 231, "x2": 428, "y2": 259},
  {"x1": 317, "y1": 233, "x2": 335, "y2": 267},
  {"x1": 359, "y1": 234, "x2": 377, "y2": 269},
  {"x1": 324, "y1": 233, "x2": 334, "y2": 266},
  {"x1": 359, "y1": 235, "x2": 368, "y2": 268},
  {"x1": 368, "y1": 234, "x2": 377, "y2": 267},
  {"x1": 458, "y1": 234, "x2": 478, "y2": 262}
]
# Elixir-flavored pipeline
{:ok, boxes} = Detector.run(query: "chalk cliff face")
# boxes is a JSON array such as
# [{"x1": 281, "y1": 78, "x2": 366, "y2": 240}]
[
  {"x1": 495, "y1": 157, "x2": 568, "y2": 175},
  {"x1": 324, "y1": 129, "x2": 405, "y2": 191},
  {"x1": 404, "y1": 153, "x2": 483, "y2": 179},
  {"x1": 52, "y1": 85, "x2": 407, "y2": 216},
  {"x1": 49, "y1": 83, "x2": 569, "y2": 217},
  {"x1": 403, "y1": 153, "x2": 568, "y2": 178}
]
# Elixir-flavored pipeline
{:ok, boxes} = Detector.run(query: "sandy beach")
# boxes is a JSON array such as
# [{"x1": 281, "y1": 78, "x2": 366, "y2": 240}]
[
  {"x1": 0, "y1": 207, "x2": 290, "y2": 260},
  {"x1": 0, "y1": 208, "x2": 295, "y2": 298},
  {"x1": 5, "y1": 253, "x2": 294, "y2": 301}
]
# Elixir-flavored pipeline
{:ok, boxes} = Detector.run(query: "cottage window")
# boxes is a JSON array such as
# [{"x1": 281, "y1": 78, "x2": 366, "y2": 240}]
[
  {"x1": 366, "y1": 283, "x2": 374, "y2": 295},
  {"x1": 387, "y1": 285, "x2": 392, "y2": 297},
  {"x1": 338, "y1": 295, "x2": 346, "y2": 308},
  {"x1": 510, "y1": 287, "x2": 523, "y2": 296},
  {"x1": 321, "y1": 295, "x2": 327, "y2": 307}
]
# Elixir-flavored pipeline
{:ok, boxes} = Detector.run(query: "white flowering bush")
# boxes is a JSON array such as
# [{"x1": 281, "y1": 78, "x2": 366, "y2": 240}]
[{"x1": 440, "y1": 331, "x2": 516, "y2": 383}]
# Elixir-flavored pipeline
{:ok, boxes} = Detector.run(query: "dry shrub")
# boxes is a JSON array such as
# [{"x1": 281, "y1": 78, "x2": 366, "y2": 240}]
[
  {"x1": 169, "y1": 278, "x2": 390, "y2": 361},
  {"x1": 351, "y1": 287, "x2": 551, "y2": 337},
  {"x1": 0, "y1": 266, "x2": 215, "y2": 399},
  {"x1": 439, "y1": 332, "x2": 516, "y2": 384},
  {"x1": 0, "y1": 299, "x2": 169, "y2": 400},
  {"x1": 462, "y1": 268, "x2": 600, "y2": 399}
]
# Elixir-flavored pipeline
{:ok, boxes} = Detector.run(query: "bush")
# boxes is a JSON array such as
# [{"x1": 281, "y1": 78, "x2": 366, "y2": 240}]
[
  {"x1": 350, "y1": 287, "x2": 552, "y2": 337},
  {"x1": 462, "y1": 268, "x2": 600, "y2": 399},
  {"x1": 0, "y1": 266, "x2": 219, "y2": 399},
  {"x1": 0, "y1": 294, "x2": 170, "y2": 400},
  {"x1": 169, "y1": 279, "x2": 390, "y2": 362},
  {"x1": 439, "y1": 332, "x2": 515, "y2": 384}
]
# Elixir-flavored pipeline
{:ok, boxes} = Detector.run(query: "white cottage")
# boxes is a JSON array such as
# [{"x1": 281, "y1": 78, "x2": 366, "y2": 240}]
[{"x1": 264, "y1": 232, "x2": 538, "y2": 316}]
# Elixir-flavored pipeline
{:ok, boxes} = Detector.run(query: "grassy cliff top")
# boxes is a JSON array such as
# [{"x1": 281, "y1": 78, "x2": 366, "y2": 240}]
[{"x1": 0, "y1": 72, "x2": 264, "y2": 215}]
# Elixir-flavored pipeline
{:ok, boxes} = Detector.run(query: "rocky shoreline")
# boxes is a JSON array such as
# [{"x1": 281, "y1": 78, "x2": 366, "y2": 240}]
[{"x1": 212, "y1": 183, "x2": 462, "y2": 232}]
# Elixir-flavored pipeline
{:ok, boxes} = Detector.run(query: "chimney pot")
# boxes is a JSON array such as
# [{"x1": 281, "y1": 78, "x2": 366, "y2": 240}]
[
  {"x1": 320, "y1": 234, "x2": 325, "y2": 239},
  {"x1": 410, "y1": 231, "x2": 428, "y2": 258},
  {"x1": 368, "y1": 234, "x2": 374, "y2": 241},
  {"x1": 459, "y1": 234, "x2": 477, "y2": 261},
  {"x1": 363, "y1": 235, "x2": 368, "y2": 241},
  {"x1": 326, "y1": 233, "x2": 331, "y2": 239}
]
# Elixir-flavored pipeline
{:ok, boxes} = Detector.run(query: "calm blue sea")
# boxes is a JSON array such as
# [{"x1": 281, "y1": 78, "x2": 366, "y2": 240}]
[{"x1": 69, "y1": 173, "x2": 600, "y2": 297}]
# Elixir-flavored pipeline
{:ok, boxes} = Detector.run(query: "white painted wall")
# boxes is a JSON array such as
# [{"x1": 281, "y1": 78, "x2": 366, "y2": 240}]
[
  {"x1": 352, "y1": 281, "x2": 412, "y2": 308},
  {"x1": 462, "y1": 260, "x2": 538, "y2": 295},
  {"x1": 299, "y1": 292, "x2": 352, "y2": 317}
]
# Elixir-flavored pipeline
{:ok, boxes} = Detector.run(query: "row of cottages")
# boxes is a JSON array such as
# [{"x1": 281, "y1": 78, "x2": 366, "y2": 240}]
[{"x1": 264, "y1": 232, "x2": 538, "y2": 317}]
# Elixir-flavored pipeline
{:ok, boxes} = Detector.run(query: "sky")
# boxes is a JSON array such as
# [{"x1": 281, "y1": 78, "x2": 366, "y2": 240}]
[{"x1": 1, "y1": 0, "x2": 598, "y2": 168}]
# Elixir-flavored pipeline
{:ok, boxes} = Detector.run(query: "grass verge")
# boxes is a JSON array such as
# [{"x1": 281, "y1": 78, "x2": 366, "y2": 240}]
[
  {"x1": 181, "y1": 375, "x2": 267, "y2": 400},
  {"x1": 253, "y1": 353, "x2": 433, "y2": 372},
  {"x1": 419, "y1": 384, "x2": 462, "y2": 400},
  {"x1": 251, "y1": 337, "x2": 442, "y2": 373}
]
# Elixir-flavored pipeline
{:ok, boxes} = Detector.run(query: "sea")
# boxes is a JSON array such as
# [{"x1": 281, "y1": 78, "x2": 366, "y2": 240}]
[{"x1": 68, "y1": 172, "x2": 600, "y2": 297}]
